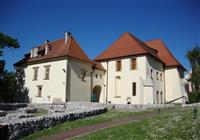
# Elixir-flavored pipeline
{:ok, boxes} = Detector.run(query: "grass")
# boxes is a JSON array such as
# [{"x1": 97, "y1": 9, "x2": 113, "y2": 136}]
[
  {"x1": 20, "y1": 109, "x2": 153, "y2": 140},
  {"x1": 33, "y1": 108, "x2": 48, "y2": 117},
  {"x1": 72, "y1": 107, "x2": 200, "y2": 140}
]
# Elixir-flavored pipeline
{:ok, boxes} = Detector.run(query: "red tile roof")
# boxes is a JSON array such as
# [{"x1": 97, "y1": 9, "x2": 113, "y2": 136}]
[
  {"x1": 94, "y1": 32, "x2": 186, "y2": 71},
  {"x1": 27, "y1": 37, "x2": 92, "y2": 64},
  {"x1": 145, "y1": 39, "x2": 186, "y2": 71},
  {"x1": 94, "y1": 32, "x2": 164, "y2": 64},
  {"x1": 16, "y1": 36, "x2": 105, "y2": 71}
]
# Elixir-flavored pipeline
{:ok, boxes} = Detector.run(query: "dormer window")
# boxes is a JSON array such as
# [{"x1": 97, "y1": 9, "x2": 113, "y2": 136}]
[{"x1": 45, "y1": 44, "x2": 51, "y2": 55}]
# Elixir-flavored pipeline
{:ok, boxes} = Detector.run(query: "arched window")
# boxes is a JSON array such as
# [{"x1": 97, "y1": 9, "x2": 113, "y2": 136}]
[
  {"x1": 150, "y1": 69, "x2": 154, "y2": 79},
  {"x1": 115, "y1": 76, "x2": 121, "y2": 97}
]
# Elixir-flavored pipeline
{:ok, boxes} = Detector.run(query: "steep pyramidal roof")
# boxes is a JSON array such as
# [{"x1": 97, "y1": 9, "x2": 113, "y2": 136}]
[
  {"x1": 27, "y1": 36, "x2": 91, "y2": 64},
  {"x1": 145, "y1": 39, "x2": 186, "y2": 70},
  {"x1": 94, "y1": 32, "x2": 163, "y2": 63},
  {"x1": 94, "y1": 32, "x2": 185, "y2": 71},
  {"x1": 16, "y1": 35, "x2": 105, "y2": 71}
]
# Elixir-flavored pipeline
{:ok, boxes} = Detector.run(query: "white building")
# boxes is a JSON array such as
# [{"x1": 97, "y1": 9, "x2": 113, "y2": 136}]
[
  {"x1": 15, "y1": 32, "x2": 188, "y2": 104},
  {"x1": 15, "y1": 32, "x2": 105, "y2": 103}
]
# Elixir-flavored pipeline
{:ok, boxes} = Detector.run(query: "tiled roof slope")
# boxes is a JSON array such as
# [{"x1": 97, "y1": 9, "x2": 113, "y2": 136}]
[
  {"x1": 27, "y1": 37, "x2": 92, "y2": 64},
  {"x1": 145, "y1": 39, "x2": 186, "y2": 71},
  {"x1": 16, "y1": 36, "x2": 105, "y2": 71},
  {"x1": 94, "y1": 32, "x2": 164, "y2": 63}
]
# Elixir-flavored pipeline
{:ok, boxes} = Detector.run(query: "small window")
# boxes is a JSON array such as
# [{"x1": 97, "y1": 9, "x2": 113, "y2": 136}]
[
  {"x1": 130, "y1": 59, "x2": 136, "y2": 70},
  {"x1": 156, "y1": 72, "x2": 159, "y2": 80},
  {"x1": 37, "y1": 85, "x2": 42, "y2": 97},
  {"x1": 160, "y1": 73, "x2": 163, "y2": 81},
  {"x1": 151, "y1": 69, "x2": 153, "y2": 79},
  {"x1": 100, "y1": 75, "x2": 102, "y2": 79},
  {"x1": 115, "y1": 76, "x2": 121, "y2": 97},
  {"x1": 44, "y1": 66, "x2": 50, "y2": 80},
  {"x1": 132, "y1": 82, "x2": 136, "y2": 96},
  {"x1": 116, "y1": 60, "x2": 121, "y2": 71},
  {"x1": 81, "y1": 70, "x2": 86, "y2": 81},
  {"x1": 156, "y1": 91, "x2": 159, "y2": 104},
  {"x1": 96, "y1": 74, "x2": 98, "y2": 79},
  {"x1": 160, "y1": 91, "x2": 163, "y2": 104},
  {"x1": 33, "y1": 67, "x2": 39, "y2": 80}
]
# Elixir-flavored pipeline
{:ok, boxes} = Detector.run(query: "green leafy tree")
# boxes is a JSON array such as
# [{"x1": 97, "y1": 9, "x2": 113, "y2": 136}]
[
  {"x1": 186, "y1": 46, "x2": 200, "y2": 103},
  {"x1": 0, "y1": 32, "x2": 28, "y2": 103},
  {"x1": 0, "y1": 32, "x2": 19, "y2": 56}
]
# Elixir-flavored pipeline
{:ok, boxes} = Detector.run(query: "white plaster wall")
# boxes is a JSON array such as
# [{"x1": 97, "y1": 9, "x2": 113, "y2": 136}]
[
  {"x1": 146, "y1": 55, "x2": 164, "y2": 104},
  {"x1": 165, "y1": 67, "x2": 188, "y2": 103},
  {"x1": 144, "y1": 87, "x2": 154, "y2": 104},
  {"x1": 68, "y1": 59, "x2": 92, "y2": 102},
  {"x1": 92, "y1": 70, "x2": 106, "y2": 103},
  {"x1": 25, "y1": 59, "x2": 67, "y2": 103},
  {"x1": 101, "y1": 56, "x2": 147, "y2": 104}
]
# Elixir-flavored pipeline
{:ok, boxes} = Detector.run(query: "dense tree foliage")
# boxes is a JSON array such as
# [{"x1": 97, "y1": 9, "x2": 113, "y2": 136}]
[
  {"x1": 0, "y1": 32, "x2": 19, "y2": 56},
  {"x1": 0, "y1": 32, "x2": 28, "y2": 103},
  {"x1": 186, "y1": 46, "x2": 200, "y2": 103}
]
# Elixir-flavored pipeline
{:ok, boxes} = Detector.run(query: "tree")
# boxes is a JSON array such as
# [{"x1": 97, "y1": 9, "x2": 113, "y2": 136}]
[
  {"x1": 186, "y1": 46, "x2": 200, "y2": 103},
  {"x1": 0, "y1": 32, "x2": 28, "y2": 103},
  {"x1": 0, "y1": 32, "x2": 19, "y2": 56}
]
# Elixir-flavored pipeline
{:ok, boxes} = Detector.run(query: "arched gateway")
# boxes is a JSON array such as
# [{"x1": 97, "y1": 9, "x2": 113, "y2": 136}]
[{"x1": 91, "y1": 85, "x2": 101, "y2": 102}]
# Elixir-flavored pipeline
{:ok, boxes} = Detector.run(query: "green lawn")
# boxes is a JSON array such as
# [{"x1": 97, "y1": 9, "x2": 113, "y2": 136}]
[
  {"x1": 72, "y1": 107, "x2": 200, "y2": 140},
  {"x1": 20, "y1": 109, "x2": 153, "y2": 140},
  {"x1": 32, "y1": 108, "x2": 48, "y2": 117}
]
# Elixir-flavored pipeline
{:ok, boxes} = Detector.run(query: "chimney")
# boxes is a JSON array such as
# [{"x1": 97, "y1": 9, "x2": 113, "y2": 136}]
[
  {"x1": 44, "y1": 40, "x2": 50, "y2": 55},
  {"x1": 65, "y1": 31, "x2": 71, "y2": 44}
]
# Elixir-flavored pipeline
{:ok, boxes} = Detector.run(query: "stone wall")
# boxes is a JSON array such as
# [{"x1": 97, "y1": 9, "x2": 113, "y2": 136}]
[
  {"x1": 0, "y1": 103, "x2": 27, "y2": 111},
  {"x1": 0, "y1": 102, "x2": 176, "y2": 140},
  {"x1": 5, "y1": 103, "x2": 107, "y2": 140},
  {"x1": 101, "y1": 103, "x2": 175, "y2": 110},
  {"x1": 182, "y1": 102, "x2": 200, "y2": 107}
]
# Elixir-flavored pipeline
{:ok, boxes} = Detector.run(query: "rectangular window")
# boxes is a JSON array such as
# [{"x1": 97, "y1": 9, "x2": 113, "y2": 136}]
[
  {"x1": 156, "y1": 91, "x2": 159, "y2": 104},
  {"x1": 33, "y1": 67, "x2": 39, "y2": 80},
  {"x1": 44, "y1": 66, "x2": 50, "y2": 80},
  {"x1": 160, "y1": 91, "x2": 163, "y2": 104},
  {"x1": 130, "y1": 59, "x2": 136, "y2": 70},
  {"x1": 160, "y1": 73, "x2": 163, "y2": 81},
  {"x1": 132, "y1": 82, "x2": 136, "y2": 96},
  {"x1": 81, "y1": 70, "x2": 87, "y2": 81},
  {"x1": 156, "y1": 72, "x2": 159, "y2": 80},
  {"x1": 116, "y1": 60, "x2": 121, "y2": 71},
  {"x1": 151, "y1": 69, "x2": 153, "y2": 79},
  {"x1": 37, "y1": 85, "x2": 42, "y2": 97}
]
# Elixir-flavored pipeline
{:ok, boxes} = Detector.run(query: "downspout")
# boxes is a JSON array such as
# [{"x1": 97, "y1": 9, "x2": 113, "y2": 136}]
[
  {"x1": 163, "y1": 65, "x2": 166, "y2": 103},
  {"x1": 66, "y1": 60, "x2": 71, "y2": 102},
  {"x1": 106, "y1": 61, "x2": 108, "y2": 103},
  {"x1": 65, "y1": 60, "x2": 68, "y2": 102}
]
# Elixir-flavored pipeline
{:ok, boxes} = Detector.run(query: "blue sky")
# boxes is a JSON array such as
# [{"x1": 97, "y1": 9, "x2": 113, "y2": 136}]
[{"x1": 0, "y1": 0, "x2": 199, "y2": 71}]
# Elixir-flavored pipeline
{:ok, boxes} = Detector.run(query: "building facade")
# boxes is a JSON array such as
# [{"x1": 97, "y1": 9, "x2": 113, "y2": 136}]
[{"x1": 15, "y1": 32, "x2": 188, "y2": 104}]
